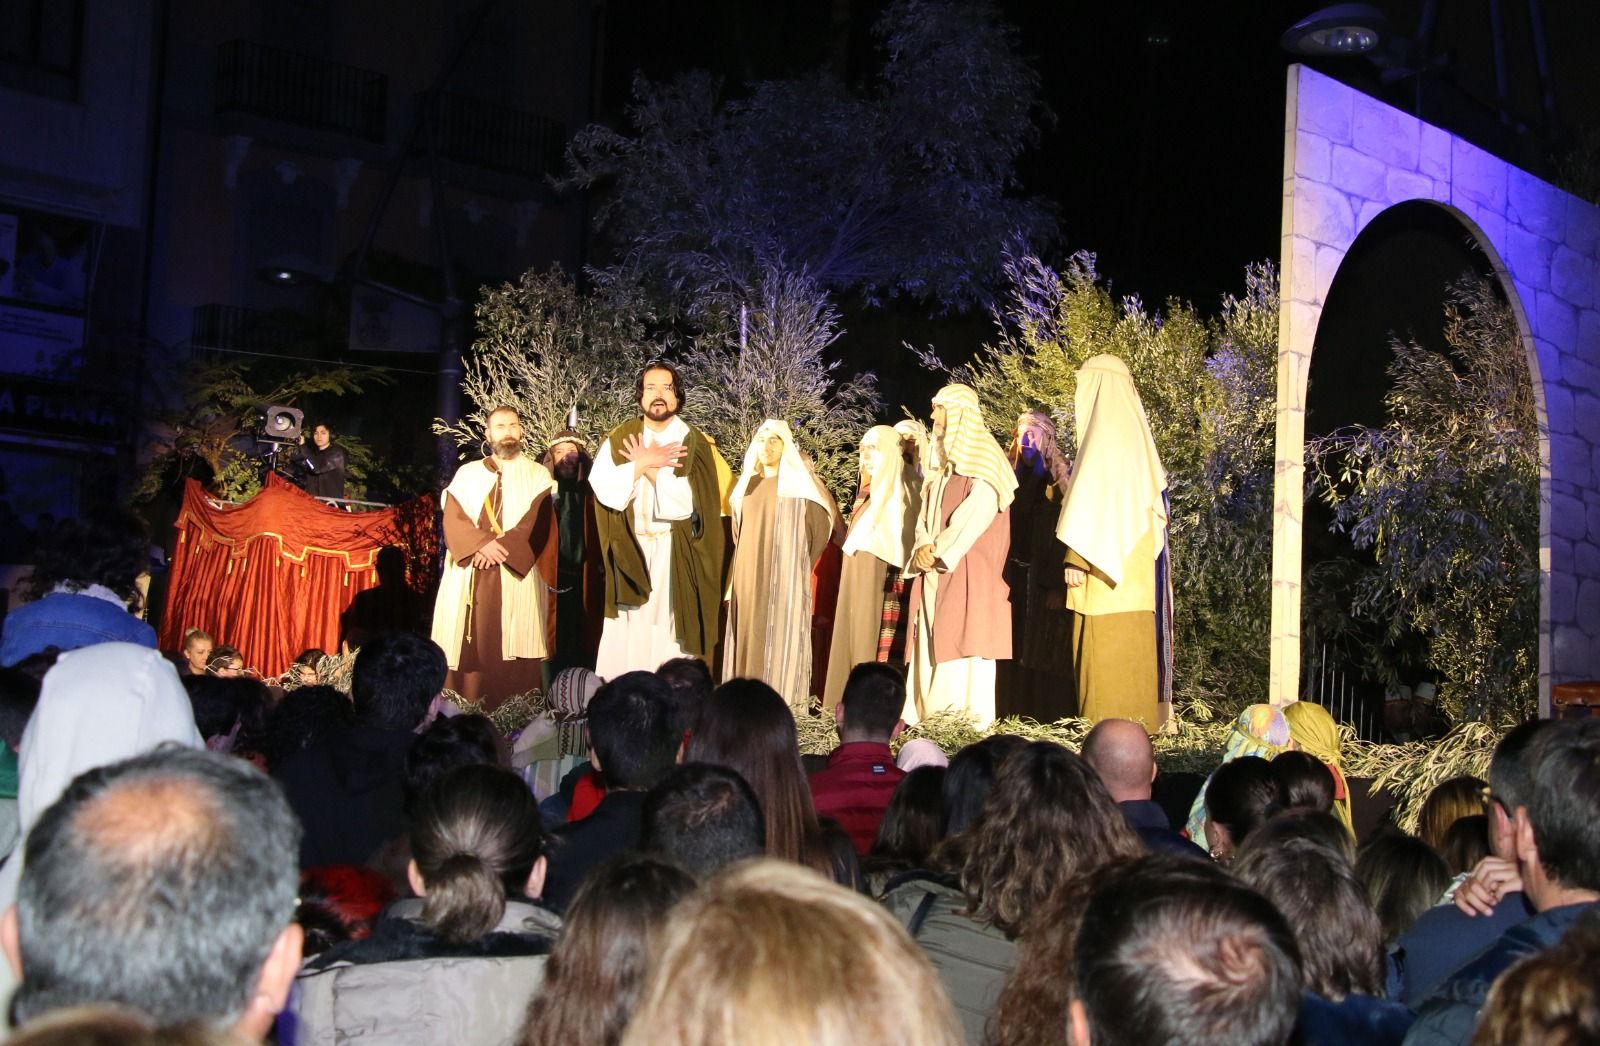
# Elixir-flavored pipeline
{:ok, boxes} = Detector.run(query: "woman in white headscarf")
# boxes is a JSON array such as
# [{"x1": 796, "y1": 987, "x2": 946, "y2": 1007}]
[
  {"x1": 0, "y1": 642, "x2": 203, "y2": 1008},
  {"x1": 1055, "y1": 355, "x2": 1171, "y2": 728},
  {"x1": 723, "y1": 420, "x2": 837, "y2": 706},
  {"x1": 822, "y1": 426, "x2": 921, "y2": 710}
]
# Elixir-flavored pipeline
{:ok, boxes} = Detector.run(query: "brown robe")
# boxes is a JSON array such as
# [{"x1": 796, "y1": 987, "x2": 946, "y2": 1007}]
[
  {"x1": 440, "y1": 468, "x2": 557, "y2": 710},
  {"x1": 907, "y1": 473, "x2": 1012, "y2": 664},
  {"x1": 723, "y1": 473, "x2": 832, "y2": 704}
]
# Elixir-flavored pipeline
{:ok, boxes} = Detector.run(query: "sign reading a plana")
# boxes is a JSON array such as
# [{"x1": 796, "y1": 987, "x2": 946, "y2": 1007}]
[{"x1": 0, "y1": 376, "x2": 120, "y2": 441}]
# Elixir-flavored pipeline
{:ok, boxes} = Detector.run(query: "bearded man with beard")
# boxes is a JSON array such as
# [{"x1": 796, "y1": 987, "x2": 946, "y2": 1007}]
[
  {"x1": 589, "y1": 362, "x2": 728, "y2": 679},
  {"x1": 430, "y1": 406, "x2": 557, "y2": 708},
  {"x1": 540, "y1": 429, "x2": 604, "y2": 676}
]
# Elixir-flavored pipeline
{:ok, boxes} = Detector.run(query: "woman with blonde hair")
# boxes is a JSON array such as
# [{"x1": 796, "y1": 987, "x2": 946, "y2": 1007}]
[{"x1": 621, "y1": 859, "x2": 963, "y2": 1046}]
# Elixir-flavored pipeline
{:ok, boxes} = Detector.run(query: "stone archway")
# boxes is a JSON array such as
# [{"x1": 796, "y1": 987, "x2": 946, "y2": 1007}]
[{"x1": 1273, "y1": 64, "x2": 1600, "y2": 714}]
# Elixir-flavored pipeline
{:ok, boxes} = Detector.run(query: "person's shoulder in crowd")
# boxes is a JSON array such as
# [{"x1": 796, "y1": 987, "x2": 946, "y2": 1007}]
[
  {"x1": 1405, "y1": 902, "x2": 1597, "y2": 1045},
  {"x1": 542, "y1": 790, "x2": 650, "y2": 913},
  {"x1": 1394, "y1": 890, "x2": 1534, "y2": 1007}
]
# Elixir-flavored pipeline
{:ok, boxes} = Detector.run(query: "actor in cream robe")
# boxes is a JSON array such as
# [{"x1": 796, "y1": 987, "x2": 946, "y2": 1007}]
[
  {"x1": 904, "y1": 385, "x2": 1017, "y2": 727},
  {"x1": 723, "y1": 420, "x2": 834, "y2": 705},
  {"x1": 1055, "y1": 354, "x2": 1170, "y2": 729},
  {"x1": 431, "y1": 422, "x2": 556, "y2": 710},
  {"x1": 823, "y1": 425, "x2": 919, "y2": 710}
]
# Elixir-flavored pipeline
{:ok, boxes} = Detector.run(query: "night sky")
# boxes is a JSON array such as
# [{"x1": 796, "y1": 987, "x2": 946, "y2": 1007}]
[{"x1": 591, "y1": 0, "x2": 1600, "y2": 422}]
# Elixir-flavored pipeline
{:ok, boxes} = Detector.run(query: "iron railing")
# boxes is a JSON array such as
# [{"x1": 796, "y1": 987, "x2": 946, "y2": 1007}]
[
  {"x1": 190, "y1": 304, "x2": 314, "y2": 355},
  {"x1": 427, "y1": 91, "x2": 564, "y2": 179},
  {"x1": 216, "y1": 39, "x2": 387, "y2": 142}
]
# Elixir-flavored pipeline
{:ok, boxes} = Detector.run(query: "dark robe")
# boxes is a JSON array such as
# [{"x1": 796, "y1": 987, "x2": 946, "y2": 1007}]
[
  {"x1": 440, "y1": 463, "x2": 557, "y2": 709},
  {"x1": 997, "y1": 467, "x2": 1076, "y2": 721},
  {"x1": 546, "y1": 482, "x2": 604, "y2": 677}
]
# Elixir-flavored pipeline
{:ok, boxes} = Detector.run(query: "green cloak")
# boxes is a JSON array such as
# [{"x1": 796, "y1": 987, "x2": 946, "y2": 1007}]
[{"x1": 592, "y1": 418, "x2": 727, "y2": 661}]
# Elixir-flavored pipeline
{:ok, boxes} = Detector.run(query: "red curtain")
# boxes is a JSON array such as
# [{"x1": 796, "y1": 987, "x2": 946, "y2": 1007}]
[{"x1": 159, "y1": 475, "x2": 438, "y2": 679}]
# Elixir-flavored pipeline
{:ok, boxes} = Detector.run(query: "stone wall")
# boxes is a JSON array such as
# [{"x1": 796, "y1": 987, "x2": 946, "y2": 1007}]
[{"x1": 1274, "y1": 64, "x2": 1600, "y2": 713}]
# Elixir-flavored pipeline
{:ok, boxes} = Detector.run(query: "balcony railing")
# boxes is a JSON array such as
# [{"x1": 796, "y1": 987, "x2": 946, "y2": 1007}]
[
  {"x1": 216, "y1": 39, "x2": 387, "y2": 142},
  {"x1": 191, "y1": 304, "x2": 317, "y2": 355},
  {"x1": 427, "y1": 92, "x2": 565, "y2": 180}
]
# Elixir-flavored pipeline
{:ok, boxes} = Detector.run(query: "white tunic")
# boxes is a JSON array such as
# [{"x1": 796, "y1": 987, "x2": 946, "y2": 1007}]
[{"x1": 588, "y1": 416, "x2": 697, "y2": 679}]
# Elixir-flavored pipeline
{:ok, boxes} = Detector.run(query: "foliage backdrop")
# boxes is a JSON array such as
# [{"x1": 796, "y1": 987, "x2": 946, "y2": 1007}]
[{"x1": 915, "y1": 252, "x2": 1281, "y2": 713}]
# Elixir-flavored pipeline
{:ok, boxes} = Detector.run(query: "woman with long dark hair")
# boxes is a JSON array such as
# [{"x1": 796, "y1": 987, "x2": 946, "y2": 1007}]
[
  {"x1": 687, "y1": 678, "x2": 843, "y2": 880},
  {"x1": 291, "y1": 764, "x2": 559, "y2": 1044},
  {"x1": 520, "y1": 855, "x2": 695, "y2": 1046}
]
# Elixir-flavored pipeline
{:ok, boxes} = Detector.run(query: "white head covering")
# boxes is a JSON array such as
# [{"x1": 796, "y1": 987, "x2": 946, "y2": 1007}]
[
  {"x1": 842, "y1": 426, "x2": 919, "y2": 569},
  {"x1": 0, "y1": 642, "x2": 203, "y2": 908},
  {"x1": 895, "y1": 738, "x2": 949, "y2": 771},
  {"x1": 1055, "y1": 355, "x2": 1168, "y2": 585},
  {"x1": 729, "y1": 419, "x2": 833, "y2": 521},
  {"x1": 931, "y1": 384, "x2": 1018, "y2": 510}
]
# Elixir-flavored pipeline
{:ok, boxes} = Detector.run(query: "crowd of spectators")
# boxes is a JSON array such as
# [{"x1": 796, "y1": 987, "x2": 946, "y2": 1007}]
[{"x1": 0, "y1": 512, "x2": 1594, "y2": 1045}]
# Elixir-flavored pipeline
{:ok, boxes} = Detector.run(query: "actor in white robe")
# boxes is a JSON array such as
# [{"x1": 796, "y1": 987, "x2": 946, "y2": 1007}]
[{"x1": 589, "y1": 363, "x2": 728, "y2": 679}]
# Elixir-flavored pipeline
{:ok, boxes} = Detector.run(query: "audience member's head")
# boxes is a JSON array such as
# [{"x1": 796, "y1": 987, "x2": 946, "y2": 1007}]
[
  {"x1": 1068, "y1": 856, "x2": 1303, "y2": 1046},
  {"x1": 641, "y1": 763, "x2": 766, "y2": 878},
  {"x1": 688, "y1": 678, "x2": 830, "y2": 873},
  {"x1": 205, "y1": 646, "x2": 245, "y2": 678},
  {"x1": 295, "y1": 865, "x2": 397, "y2": 958},
  {"x1": 5, "y1": 748, "x2": 302, "y2": 1040},
  {"x1": 373, "y1": 546, "x2": 407, "y2": 587},
  {"x1": 290, "y1": 649, "x2": 326, "y2": 687},
  {"x1": 963, "y1": 741, "x2": 1144, "y2": 937},
  {"x1": 1272, "y1": 750, "x2": 1336, "y2": 814},
  {"x1": 5, "y1": 1004, "x2": 255, "y2": 1046},
  {"x1": 1233, "y1": 837, "x2": 1384, "y2": 1000},
  {"x1": 941, "y1": 733, "x2": 1030, "y2": 840},
  {"x1": 350, "y1": 632, "x2": 447, "y2": 731},
  {"x1": 895, "y1": 738, "x2": 948, "y2": 771},
  {"x1": 180, "y1": 629, "x2": 214, "y2": 676},
  {"x1": 1081, "y1": 718, "x2": 1157, "y2": 803},
  {"x1": 1485, "y1": 719, "x2": 1552, "y2": 862},
  {"x1": 1240, "y1": 808, "x2": 1356, "y2": 864},
  {"x1": 1417, "y1": 774, "x2": 1489, "y2": 853},
  {"x1": 1354, "y1": 831, "x2": 1452, "y2": 945},
  {"x1": 407, "y1": 764, "x2": 548, "y2": 944},
  {"x1": 1520, "y1": 719, "x2": 1600, "y2": 910},
  {"x1": 1441, "y1": 813, "x2": 1492, "y2": 877},
  {"x1": 655, "y1": 657, "x2": 713, "y2": 736},
  {"x1": 835, "y1": 663, "x2": 905, "y2": 744},
  {"x1": 25, "y1": 507, "x2": 149, "y2": 610},
  {"x1": 0, "y1": 644, "x2": 202, "y2": 911},
  {"x1": 403, "y1": 714, "x2": 501, "y2": 815},
  {"x1": 1472, "y1": 905, "x2": 1600, "y2": 1046},
  {"x1": 1202, "y1": 755, "x2": 1282, "y2": 862},
  {"x1": 181, "y1": 676, "x2": 269, "y2": 753},
  {"x1": 520, "y1": 855, "x2": 695, "y2": 1046},
  {"x1": 587, "y1": 671, "x2": 679, "y2": 791},
  {"x1": 866, "y1": 766, "x2": 946, "y2": 873},
  {"x1": 259, "y1": 686, "x2": 351, "y2": 768},
  {"x1": 621, "y1": 859, "x2": 963, "y2": 1046}
]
